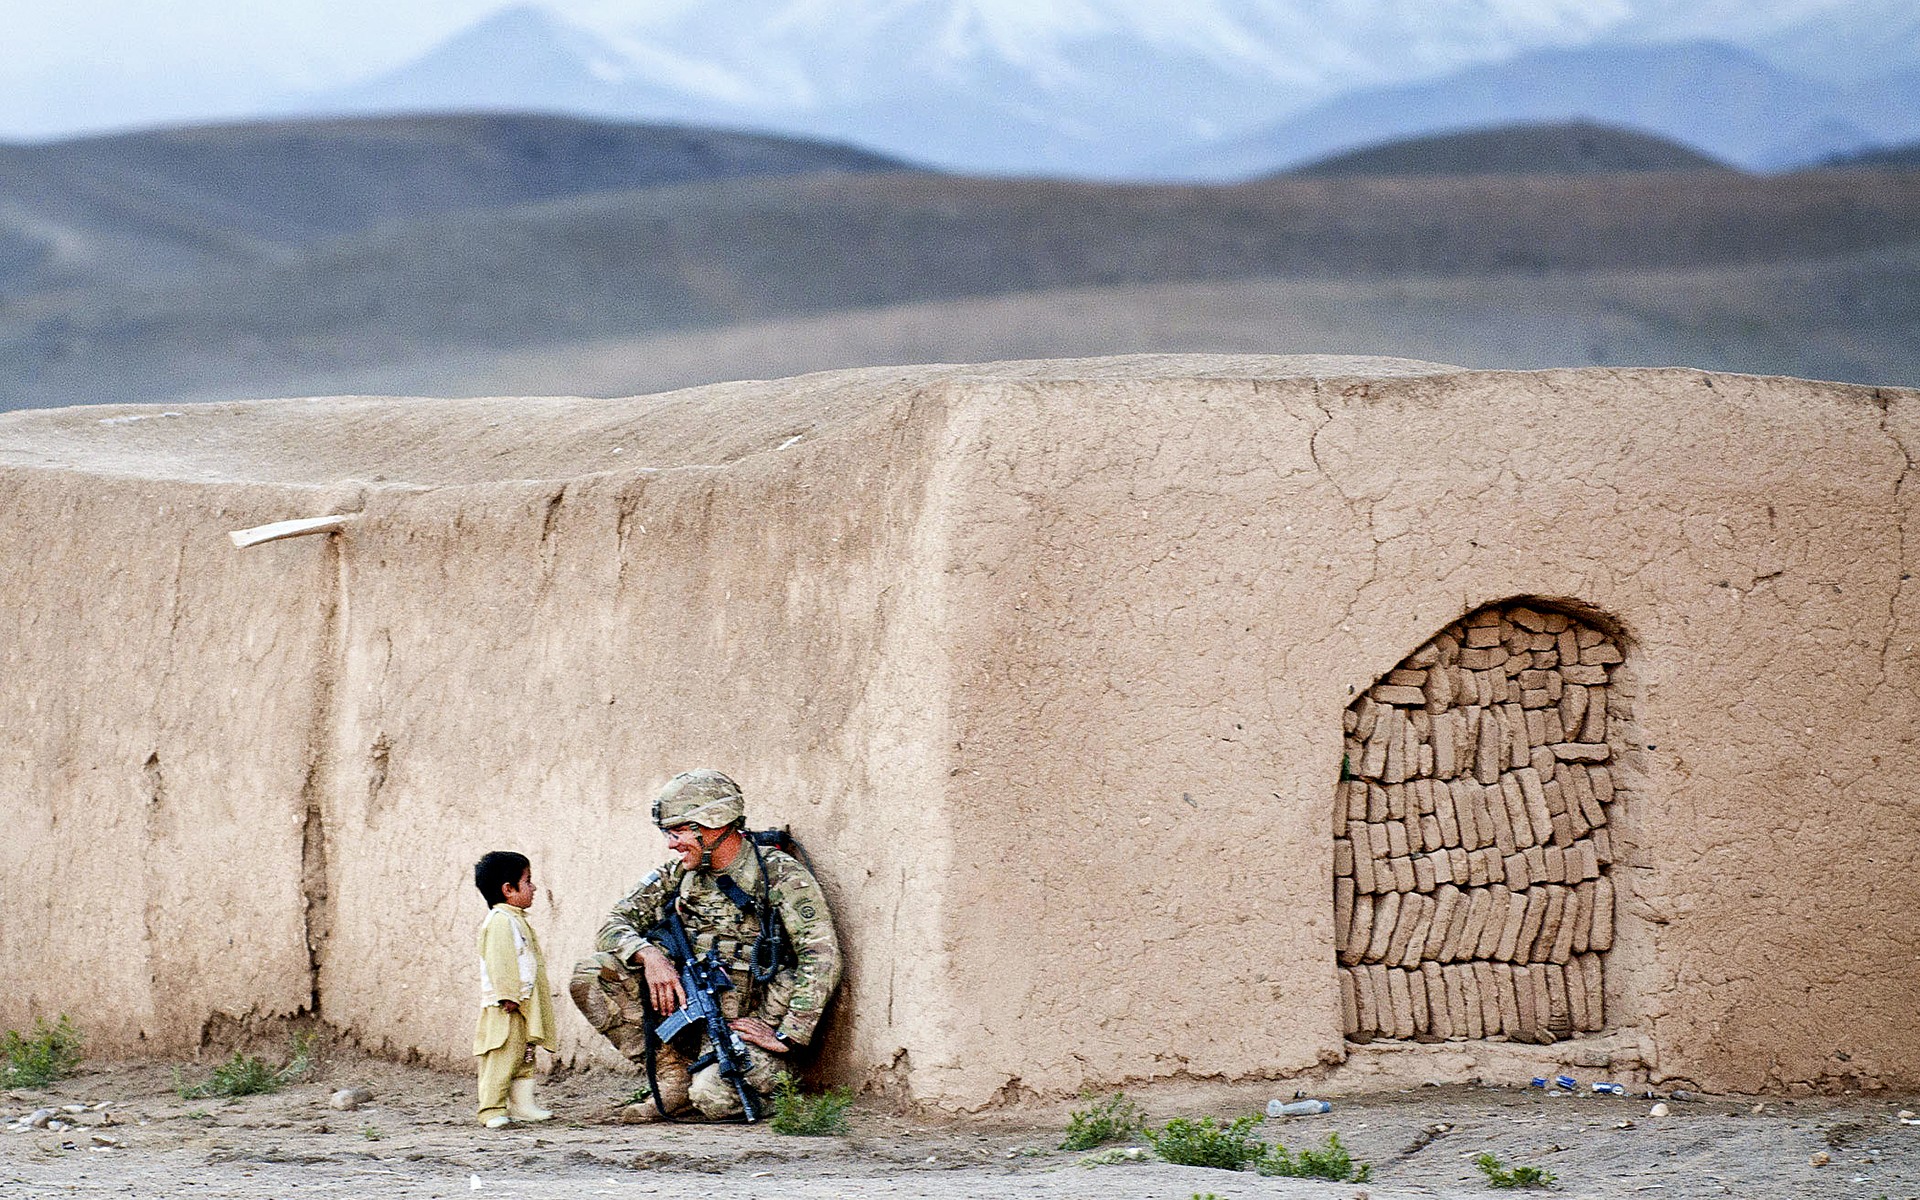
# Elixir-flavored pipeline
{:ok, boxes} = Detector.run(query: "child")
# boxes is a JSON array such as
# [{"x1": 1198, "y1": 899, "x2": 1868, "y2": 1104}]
[{"x1": 472, "y1": 851, "x2": 554, "y2": 1128}]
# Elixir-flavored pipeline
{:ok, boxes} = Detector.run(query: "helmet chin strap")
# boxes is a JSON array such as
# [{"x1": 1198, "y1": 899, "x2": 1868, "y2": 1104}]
[{"x1": 693, "y1": 823, "x2": 736, "y2": 872}]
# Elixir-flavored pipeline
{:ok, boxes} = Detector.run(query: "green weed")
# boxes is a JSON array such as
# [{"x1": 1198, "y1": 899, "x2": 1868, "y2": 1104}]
[
  {"x1": 1060, "y1": 1090, "x2": 1146, "y2": 1151},
  {"x1": 1476, "y1": 1151, "x2": 1558, "y2": 1189},
  {"x1": 1, "y1": 1015, "x2": 83, "y2": 1087},
  {"x1": 360, "y1": 1126, "x2": 382, "y2": 1141},
  {"x1": 1143, "y1": 1115, "x2": 1266, "y2": 1171},
  {"x1": 767, "y1": 1075, "x2": 853, "y2": 1136},
  {"x1": 1259, "y1": 1131, "x2": 1372, "y2": 1182},
  {"x1": 176, "y1": 1035, "x2": 314, "y2": 1100}
]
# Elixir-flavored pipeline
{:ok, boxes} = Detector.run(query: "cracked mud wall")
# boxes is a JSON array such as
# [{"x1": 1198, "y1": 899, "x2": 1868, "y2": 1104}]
[
  {"x1": 0, "y1": 473, "x2": 347, "y2": 1052},
  {"x1": 2, "y1": 357, "x2": 1916, "y2": 1109},
  {"x1": 922, "y1": 366, "x2": 1919, "y2": 1103}
]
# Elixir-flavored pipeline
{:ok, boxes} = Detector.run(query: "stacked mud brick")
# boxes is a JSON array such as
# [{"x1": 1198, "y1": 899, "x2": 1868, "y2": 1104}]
[{"x1": 1335, "y1": 604, "x2": 1621, "y2": 1044}]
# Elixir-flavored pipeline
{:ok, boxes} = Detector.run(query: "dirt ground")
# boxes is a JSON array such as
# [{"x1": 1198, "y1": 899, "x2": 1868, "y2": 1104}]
[{"x1": 3, "y1": 1050, "x2": 1916, "y2": 1200}]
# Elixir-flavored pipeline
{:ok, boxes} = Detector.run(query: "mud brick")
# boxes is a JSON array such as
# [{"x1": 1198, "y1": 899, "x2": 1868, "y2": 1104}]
[
  {"x1": 1349, "y1": 966, "x2": 1374, "y2": 1034},
  {"x1": 1591, "y1": 878, "x2": 1615, "y2": 951},
  {"x1": 1582, "y1": 641, "x2": 1623, "y2": 666},
  {"x1": 1530, "y1": 886, "x2": 1565, "y2": 961},
  {"x1": 1471, "y1": 961, "x2": 1502, "y2": 1036},
  {"x1": 1362, "y1": 782, "x2": 1385, "y2": 822},
  {"x1": 1543, "y1": 845, "x2": 1567, "y2": 883},
  {"x1": 1460, "y1": 666, "x2": 1485, "y2": 706},
  {"x1": 1436, "y1": 887, "x2": 1468, "y2": 961},
  {"x1": 1350, "y1": 823, "x2": 1378, "y2": 893},
  {"x1": 1576, "y1": 626, "x2": 1605, "y2": 648},
  {"x1": 1593, "y1": 826, "x2": 1614, "y2": 863},
  {"x1": 1366, "y1": 891, "x2": 1401, "y2": 962},
  {"x1": 1387, "y1": 668, "x2": 1428, "y2": 687},
  {"x1": 1432, "y1": 711, "x2": 1457, "y2": 777},
  {"x1": 1456, "y1": 702, "x2": 1480, "y2": 767},
  {"x1": 1383, "y1": 783, "x2": 1406, "y2": 820},
  {"x1": 1522, "y1": 689, "x2": 1552, "y2": 711},
  {"x1": 1425, "y1": 886, "x2": 1461, "y2": 956},
  {"x1": 1477, "y1": 846, "x2": 1506, "y2": 887},
  {"x1": 1409, "y1": 964, "x2": 1431, "y2": 1032},
  {"x1": 1449, "y1": 780, "x2": 1481, "y2": 848},
  {"x1": 1346, "y1": 707, "x2": 1360, "y2": 734},
  {"x1": 1336, "y1": 877, "x2": 1356, "y2": 944},
  {"x1": 1517, "y1": 767, "x2": 1553, "y2": 843},
  {"x1": 1386, "y1": 818, "x2": 1411, "y2": 858},
  {"x1": 1490, "y1": 887, "x2": 1527, "y2": 960},
  {"x1": 1410, "y1": 641, "x2": 1444, "y2": 668},
  {"x1": 1573, "y1": 841, "x2": 1600, "y2": 881},
  {"x1": 1466, "y1": 883, "x2": 1497, "y2": 960},
  {"x1": 1502, "y1": 852, "x2": 1531, "y2": 891},
  {"x1": 1557, "y1": 627, "x2": 1580, "y2": 663},
  {"x1": 1561, "y1": 663, "x2": 1607, "y2": 685},
  {"x1": 1361, "y1": 721, "x2": 1390, "y2": 777},
  {"x1": 1409, "y1": 709, "x2": 1432, "y2": 741},
  {"x1": 1541, "y1": 775, "x2": 1567, "y2": 815},
  {"x1": 1512, "y1": 965, "x2": 1540, "y2": 1037},
  {"x1": 1515, "y1": 668, "x2": 1547, "y2": 689},
  {"x1": 1563, "y1": 764, "x2": 1597, "y2": 823},
  {"x1": 1465, "y1": 623, "x2": 1504, "y2": 648},
  {"x1": 1459, "y1": 646, "x2": 1508, "y2": 672},
  {"x1": 1496, "y1": 965, "x2": 1524, "y2": 1035},
  {"x1": 1443, "y1": 967, "x2": 1471, "y2": 1039},
  {"x1": 1488, "y1": 667, "x2": 1512, "y2": 703},
  {"x1": 1580, "y1": 701, "x2": 1607, "y2": 743},
  {"x1": 1373, "y1": 683, "x2": 1427, "y2": 707},
  {"x1": 1565, "y1": 959, "x2": 1591, "y2": 1032},
  {"x1": 1549, "y1": 892, "x2": 1579, "y2": 964},
  {"x1": 1412, "y1": 779, "x2": 1437, "y2": 817},
  {"x1": 1544, "y1": 965, "x2": 1572, "y2": 1035},
  {"x1": 1522, "y1": 846, "x2": 1550, "y2": 888},
  {"x1": 1533, "y1": 649, "x2": 1559, "y2": 671},
  {"x1": 1547, "y1": 807, "x2": 1577, "y2": 849},
  {"x1": 1541, "y1": 611, "x2": 1569, "y2": 634},
  {"x1": 1571, "y1": 882, "x2": 1594, "y2": 954},
  {"x1": 1364, "y1": 965, "x2": 1391, "y2": 1035},
  {"x1": 1509, "y1": 606, "x2": 1550, "y2": 633},
  {"x1": 1419, "y1": 814, "x2": 1445, "y2": 854},
  {"x1": 1461, "y1": 964, "x2": 1489, "y2": 1038},
  {"x1": 1354, "y1": 694, "x2": 1380, "y2": 739},
  {"x1": 1335, "y1": 838, "x2": 1356, "y2": 880},
  {"x1": 1541, "y1": 706, "x2": 1566, "y2": 743},
  {"x1": 1588, "y1": 765, "x2": 1615, "y2": 808},
  {"x1": 1503, "y1": 703, "x2": 1530, "y2": 768},
  {"x1": 1342, "y1": 892, "x2": 1372, "y2": 963},
  {"x1": 1413, "y1": 854, "x2": 1439, "y2": 893},
  {"x1": 1401, "y1": 900, "x2": 1435, "y2": 971},
  {"x1": 1511, "y1": 889, "x2": 1547, "y2": 962},
  {"x1": 1333, "y1": 779, "x2": 1354, "y2": 826},
  {"x1": 1386, "y1": 968, "x2": 1416, "y2": 1039},
  {"x1": 1558, "y1": 682, "x2": 1588, "y2": 734},
  {"x1": 1544, "y1": 671, "x2": 1563, "y2": 700},
  {"x1": 1427, "y1": 847, "x2": 1457, "y2": 886},
  {"x1": 1474, "y1": 709, "x2": 1504, "y2": 784},
  {"x1": 1391, "y1": 856, "x2": 1418, "y2": 893},
  {"x1": 1579, "y1": 954, "x2": 1606, "y2": 1031},
  {"x1": 1532, "y1": 968, "x2": 1555, "y2": 1039},
  {"x1": 1553, "y1": 742, "x2": 1610, "y2": 763},
  {"x1": 1528, "y1": 747, "x2": 1555, "y2": 780},
  {"x1": 1389, "y1": 892, "x2": 1430, "y2": 965},
  {"x1": 1423, "y1": 963, "x2": 1452, "y2": 1037},
  {"x1": 1424, "y1": 664, "x2": 1455, "y2": 712},
  {"x1": 1449, "y1": 847, "x2": 1474, "y2": 884},
  {"x1": 1340, "y1": 969, "x2": 1361, "y2": 1035},
  {"x1": 1498, "y1": 775, "x2": 1534, "y2": 850},
  {"x1": 1383, "y1": 713, "x2": 1409, "y2": 783},
  {"x1": 1366, "y1": 820, "x2": 1391, "y2": 868},
  {"x1": 1434, "y1": 781, "x2": 1462, "y2": 846},
  {"x1": 1505, "y1": 650, "x2": 1529, "y2": 677}
]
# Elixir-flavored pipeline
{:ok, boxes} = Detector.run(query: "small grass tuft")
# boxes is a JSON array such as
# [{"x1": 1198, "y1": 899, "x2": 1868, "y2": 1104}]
[
  {"x1": 2, "y1": 1015, "x2": 84, "y2": 1087},
  {"x1": 176, "y1": 1035, "x2": 314, "y2": 1100},
  {"x1": 767, "y1": 1075, "x2": 853, "y2": 1136},
  {"x1": 1259, "y1": 1131, "x2": 1372, "y2": 1182},
  {"x1": 1476, "y1": 1151, "x2": 1558, "y2": 1189},
  {"x1": 1143, "y1": 1115, "x2": 1266, "y2": 1171},
  {"x1": 1060, "y1": 1090, "x2": 1146, "y2": 1151},
  {"x1": 360, "y1": 1125, "x2": 382, "y2": 1141}
]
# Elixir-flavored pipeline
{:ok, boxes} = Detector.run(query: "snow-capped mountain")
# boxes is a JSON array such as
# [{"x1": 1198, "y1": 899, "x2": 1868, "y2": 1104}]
[{"x1": 286, "y1": 0, "x2": 1920, "y2": 177}]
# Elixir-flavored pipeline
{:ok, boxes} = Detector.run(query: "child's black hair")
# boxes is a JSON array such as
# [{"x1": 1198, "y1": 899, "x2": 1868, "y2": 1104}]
[{"x1": 474, "y1": 850, "x2": 531, "y2": 908}]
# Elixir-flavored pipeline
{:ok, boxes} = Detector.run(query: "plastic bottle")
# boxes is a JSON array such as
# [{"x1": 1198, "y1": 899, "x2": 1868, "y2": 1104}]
[{"x1": 1267, "y1": 1099, "x2": 1332, "y2": 1117}]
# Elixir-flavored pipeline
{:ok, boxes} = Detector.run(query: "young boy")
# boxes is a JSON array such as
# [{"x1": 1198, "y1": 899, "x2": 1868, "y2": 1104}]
[{"x1": 472, "y1": 851, "x2": 554, "y2": 1128}]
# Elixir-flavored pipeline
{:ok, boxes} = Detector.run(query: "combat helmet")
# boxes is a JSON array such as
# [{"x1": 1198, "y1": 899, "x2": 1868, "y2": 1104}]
[{"x1": 652, "y1": 768, "x2": 745, "y2": 830}]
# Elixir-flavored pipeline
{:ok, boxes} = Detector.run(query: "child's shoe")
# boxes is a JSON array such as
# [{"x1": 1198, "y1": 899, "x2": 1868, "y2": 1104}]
[
  {"x1": 507, "y1": 1078, "x2": 552, "y2": 1123},
  {"x1": 483, "y1": 1114, "x2": 512, "y2": 1129}
]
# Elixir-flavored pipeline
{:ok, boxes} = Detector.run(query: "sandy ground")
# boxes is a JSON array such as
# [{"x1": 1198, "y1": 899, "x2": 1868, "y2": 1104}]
[{"x1": 3, "y1": 1052, "x2": 1916, "y2": 1200}]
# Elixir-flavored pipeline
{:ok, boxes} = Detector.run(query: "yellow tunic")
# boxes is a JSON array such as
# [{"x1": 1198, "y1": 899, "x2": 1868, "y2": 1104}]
[{"x1": 474, "y1": 903, "x2": 552, "y2": 1055}]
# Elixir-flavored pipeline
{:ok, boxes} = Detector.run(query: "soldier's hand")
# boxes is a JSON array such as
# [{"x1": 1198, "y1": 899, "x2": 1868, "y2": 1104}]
[
  {"x1": 728, "y1": 1017, "x2": 786, "y2": 1054},
  {"x1": 636, "y1": 945, "x2": 685, "y2": 1015}
]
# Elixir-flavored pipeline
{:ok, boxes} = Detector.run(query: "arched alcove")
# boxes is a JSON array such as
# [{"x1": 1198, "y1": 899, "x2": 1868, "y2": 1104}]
[{"x1": 1334, "y1": 601, "x2": 1625, "y2": 1044}]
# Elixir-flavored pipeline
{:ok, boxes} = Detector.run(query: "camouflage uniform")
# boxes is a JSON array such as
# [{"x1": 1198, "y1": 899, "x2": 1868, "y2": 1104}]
[{"x1": 570, "y1": 791, "x2": 841, "y2": 1120}]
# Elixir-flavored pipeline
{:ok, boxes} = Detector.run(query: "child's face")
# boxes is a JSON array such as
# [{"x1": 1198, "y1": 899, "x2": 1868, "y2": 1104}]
[{"x1": 502, "y1": 866, "x2": 536, "y2": 909}]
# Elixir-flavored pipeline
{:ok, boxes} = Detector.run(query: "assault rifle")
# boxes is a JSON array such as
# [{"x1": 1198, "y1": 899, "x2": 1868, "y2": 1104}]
[{"x1": 649, "y1": 904, "x2": 762, "y2": 1122}]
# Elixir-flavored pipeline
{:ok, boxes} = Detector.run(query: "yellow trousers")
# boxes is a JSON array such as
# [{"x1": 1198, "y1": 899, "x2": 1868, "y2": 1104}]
[{"x1": 475, "y1": 1011, "x2": 534, "y2": 1123}]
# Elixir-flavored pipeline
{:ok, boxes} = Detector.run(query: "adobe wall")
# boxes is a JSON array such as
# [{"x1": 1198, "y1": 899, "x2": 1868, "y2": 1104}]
[{"x1": 1, "y1": 357, "x2": 1915, "y2": 1109}]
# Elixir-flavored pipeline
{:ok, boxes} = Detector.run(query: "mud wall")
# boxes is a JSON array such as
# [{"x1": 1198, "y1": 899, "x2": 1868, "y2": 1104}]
[{"x1": 2, "y1": 359, "x2": 1916, "y2": 1108}]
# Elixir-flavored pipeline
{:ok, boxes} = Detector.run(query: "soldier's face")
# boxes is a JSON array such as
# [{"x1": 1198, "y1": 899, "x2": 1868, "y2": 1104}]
[{"x1": 664, "y1": 823, "x2": 720, "y2": 869}]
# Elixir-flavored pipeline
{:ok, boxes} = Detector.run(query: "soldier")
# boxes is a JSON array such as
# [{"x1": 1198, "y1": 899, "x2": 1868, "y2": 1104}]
[{"x1": 571, "y1": 769, "x2": 842, "y2": 1121}]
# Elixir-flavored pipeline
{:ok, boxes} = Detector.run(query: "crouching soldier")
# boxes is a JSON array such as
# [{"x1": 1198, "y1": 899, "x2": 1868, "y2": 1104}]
[{"x1": 571, "y1": 769, "x2": 842, "y2": 1121}]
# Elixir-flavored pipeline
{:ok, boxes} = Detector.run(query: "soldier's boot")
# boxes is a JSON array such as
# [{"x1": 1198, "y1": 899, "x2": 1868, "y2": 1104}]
[
  {"x1": 507, "y1": 1077, "x2": 552, "y2": 1123},
  {"x1": 618, "y1": 1045, "x2": 693, "y2": 1123}
]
